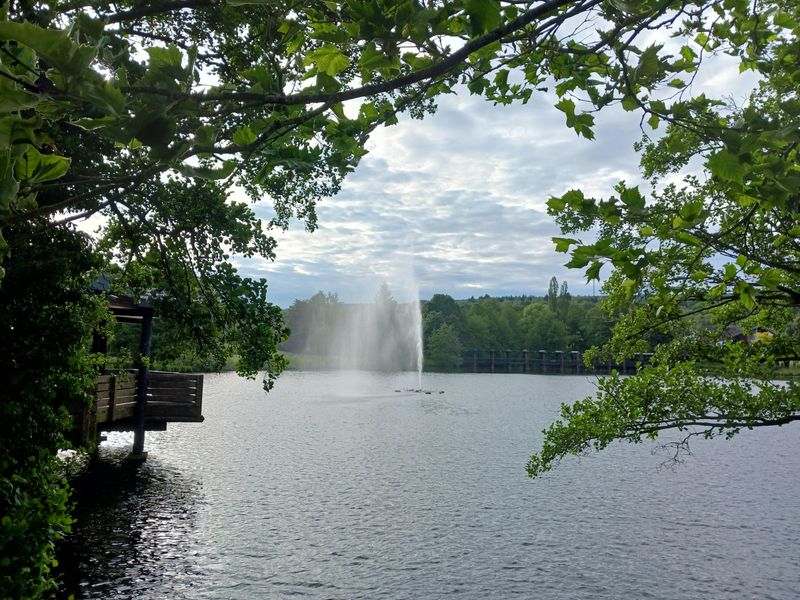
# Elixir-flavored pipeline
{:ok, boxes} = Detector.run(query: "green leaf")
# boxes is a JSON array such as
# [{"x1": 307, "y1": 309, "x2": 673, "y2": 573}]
[
  {"x1": 723, "y1": 263, "x2": 738, "y2": 281},
  {"x1": 0, "y1": 77, "x2": 39, "y2": 112},
  {"x1": 773, "y1": 11, "x2": 798, "y2": 29},
  {"x1": 176, "y1": 160, "x2": 236, "y2": 180},
  {"x1": 553, "y1": 237, "x2": 578, "y2": 253},
  {"x1": 706, "y1": 150, "x2": 745, "y2": 185},
  {"x1": 194, "y1": 125, "x2": 219, "y2": 148},
  {"x1": 620, "y1": 186, "x2": 645, "y2": 210},
  {"x1": 735, "y1": 281, "x2": 757, "y2": 310},
  {"x1": 585, "y1": 260, "x2": 603, "y2": 281},
  {"x1": 634, "y1": 44, "x2": 663, "y2": 86},
  {"x1": 75, "y1": 76, "x2": 126, "y2": 116},
  {"x1": 14, "y1": 147, "x2": 70, "y2": 183},
  {"x1": 758, "y1": 268, "x2": 782, "y2": 290},
  {"x1": 146, "y1": 46, "x2": 186, "y2": 81},
  {"x1": 0, "y1": 21, "x2": 96, "y2": 77},
  {"x1": 232, "y1": 126, "x2": 258, "y2": 146},
  {"x1": 308, "y1": 45, "x2": 350, "y2": 77},
  {"x1": 465, "y1": 0, "x2": 502, "y2": 35},
  {"x1": 555, "y1": 98, "x2": 575, "y2": 117},
  {"x1": 621, "y1": 95, "x2": 639, "y2": 111},
  {"x1": 359, "y1": 43, "x2": 396, "y2": 73}
]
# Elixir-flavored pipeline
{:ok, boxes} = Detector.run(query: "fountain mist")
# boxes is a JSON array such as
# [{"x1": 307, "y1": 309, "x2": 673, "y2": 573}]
[{"x1": 282, "y1": 280, "x2": 424, "y2": 386}]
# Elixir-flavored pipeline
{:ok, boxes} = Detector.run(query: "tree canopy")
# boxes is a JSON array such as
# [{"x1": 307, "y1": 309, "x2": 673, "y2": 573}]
[{"x1": 529, "y1": 0, "x2": 800, "y2": 476}]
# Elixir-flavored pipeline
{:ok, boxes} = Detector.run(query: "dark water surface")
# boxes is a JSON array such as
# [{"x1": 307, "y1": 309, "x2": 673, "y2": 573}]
[{"x1": 59, "y1": 371, "x2": 800, "y2": 599}]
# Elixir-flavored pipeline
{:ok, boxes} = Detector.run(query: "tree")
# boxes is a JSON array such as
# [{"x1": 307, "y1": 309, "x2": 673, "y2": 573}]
[
  {"x1": 529, "y1": 1, "x2": 800, "y2": 476},
  {"x1": 0, "y1": 222, "x2": 105, "y2": 598},
  {"x1": 547, "y1": 276, "x2": 559, "y2": 313},
  {"x1": 521, "y1": 302, "x2": 571, "y2": 350},
  {"x1": 422, "y1": 293, "x2": 465, "y2": 342},
  {"x1": 557, "y1": 280, "x2": 571, "y2": 320},
  {"x1": 426, "y1": 323, "x2": 464, "y2": 371}
]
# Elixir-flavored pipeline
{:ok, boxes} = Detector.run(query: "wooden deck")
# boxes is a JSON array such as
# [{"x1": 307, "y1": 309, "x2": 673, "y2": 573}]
[{"x1": 72, "y1": 371, "x2": 204, "y2": 448}]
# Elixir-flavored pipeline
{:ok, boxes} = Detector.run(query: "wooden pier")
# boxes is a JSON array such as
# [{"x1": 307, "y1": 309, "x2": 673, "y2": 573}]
[
  {"x1": 74, "y1": 289, "x2": 204, "y2": 457},
  {"x1": 74, "y1": 370, "x2": 204, "y2": 452}
]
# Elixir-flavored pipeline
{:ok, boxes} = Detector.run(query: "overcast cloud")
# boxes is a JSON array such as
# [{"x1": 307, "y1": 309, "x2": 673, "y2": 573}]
[{"x1": 235, "y1": 56, "x2": 756, "y2": 307}]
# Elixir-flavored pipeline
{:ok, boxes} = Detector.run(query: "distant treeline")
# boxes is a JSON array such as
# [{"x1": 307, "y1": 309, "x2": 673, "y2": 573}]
[{"x1": 281, "y1": 277, "x2": 619, "y2": 372}]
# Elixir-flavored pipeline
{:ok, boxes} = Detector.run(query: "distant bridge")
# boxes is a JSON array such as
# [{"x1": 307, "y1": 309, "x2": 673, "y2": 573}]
[{"x1": 461, "y1": 349, "x2": 653, "y2": 375}]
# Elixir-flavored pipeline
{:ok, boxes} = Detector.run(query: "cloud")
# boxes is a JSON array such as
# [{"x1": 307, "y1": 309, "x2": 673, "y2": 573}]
[{"x1": 240, "y1": 56, "x2": 754, "y2": 308}]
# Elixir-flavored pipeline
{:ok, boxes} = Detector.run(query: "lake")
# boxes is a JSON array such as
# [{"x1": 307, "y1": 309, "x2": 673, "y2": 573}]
[{"x1": 58, "y1": 371, "x2": 800, "y2": 599}]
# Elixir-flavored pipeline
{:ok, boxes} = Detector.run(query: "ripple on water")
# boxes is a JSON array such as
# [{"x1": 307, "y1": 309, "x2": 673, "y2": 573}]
[{"x1": 57, "y1": 372, "x2": 800, "y2": 600}]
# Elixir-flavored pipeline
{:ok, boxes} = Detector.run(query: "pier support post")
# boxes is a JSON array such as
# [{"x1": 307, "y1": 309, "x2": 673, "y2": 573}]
[
  {"x1": 538, "y1": 350, "x2": 546, "y2": 374},
  {"x1": 522, "y1": 349, "x2": 529, "y2": 374},
  {"x1": 489, "y1": 349, "x2": 496, "y2": 373},
  {"x1": 571, "y1": 351, "x2": 580, "y2": 374},
  {"x1": 131, "y1": 305, "x2": 153, "y2": 459},
  {"x1": 505, "y1": 349, "x2": 512, "y2": 373}
]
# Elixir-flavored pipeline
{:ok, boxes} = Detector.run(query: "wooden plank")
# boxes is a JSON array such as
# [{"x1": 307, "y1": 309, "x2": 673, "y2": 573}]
[
  {"x1": 148, "y1": 393, "x2": 199, "y2": 404},
  {"x1": 148, "y1": 371, "x2": 201, "y2": 383},
  {"x1": 144, "y1": 403, "x2": 202, "y2": 419},
  {"x1": 104, "y1": 403, "x2": 135, "y2": 421},
  {"x1": 148, "y1": 383, "x2": 197, "y2": 392}
]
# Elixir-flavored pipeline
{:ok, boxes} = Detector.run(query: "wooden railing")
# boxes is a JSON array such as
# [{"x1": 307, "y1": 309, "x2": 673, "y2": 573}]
[{"x1": 92, "y1": 370, "x2": 203, "y2": 425}]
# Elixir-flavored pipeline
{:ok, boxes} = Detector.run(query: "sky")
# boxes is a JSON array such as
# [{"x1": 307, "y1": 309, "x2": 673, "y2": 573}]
[
  {"x1": 238, "y1": 91, "x2": 646, "y2": 307},
  {"x1": 231, "y1": 45, "x2": 756, "y2": 308}
]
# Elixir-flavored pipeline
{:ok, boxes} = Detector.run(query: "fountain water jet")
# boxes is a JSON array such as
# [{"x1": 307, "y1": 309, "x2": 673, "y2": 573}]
[{"x1": 282, "y1": 277, "x2": 424, "y2": 391}]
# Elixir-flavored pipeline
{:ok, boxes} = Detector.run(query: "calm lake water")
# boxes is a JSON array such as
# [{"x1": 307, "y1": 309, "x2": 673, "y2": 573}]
[{"x1": 58, "y1": 371, "x2": 800, "y2": 599}]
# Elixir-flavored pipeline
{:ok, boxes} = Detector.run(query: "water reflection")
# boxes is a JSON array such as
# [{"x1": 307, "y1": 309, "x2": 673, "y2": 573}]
[
  {"x1": 57, "y1": 445, "x2": 207, "y2": 599},
  {"x1": 55, "y1": 372, "x2": 800, "y2": 600}
]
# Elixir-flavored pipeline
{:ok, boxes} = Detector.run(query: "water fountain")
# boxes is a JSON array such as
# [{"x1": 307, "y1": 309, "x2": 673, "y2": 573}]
[{"x1": 282, "y1": 274, "x2": 443, "y2": 394}]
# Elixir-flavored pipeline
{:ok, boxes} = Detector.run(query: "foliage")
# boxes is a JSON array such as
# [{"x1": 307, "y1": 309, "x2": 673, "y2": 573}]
[
  {"x1": 0, "y1": 222, "x2": 105, "y2": 599},
  {"x1": 423, "y1": 287, "x2": 611, "y2": 365},
  {"x1": 98, "y1": 178, "x2": 287, "y2": 387},
  {"x1": 426, "y1": 322, "x2": 464, "y2": 371},
  {"x1": 531, "y1": 0, "x2": 800, "y2": 476}
]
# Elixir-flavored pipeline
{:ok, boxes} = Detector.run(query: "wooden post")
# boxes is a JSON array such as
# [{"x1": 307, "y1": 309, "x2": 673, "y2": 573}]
[
  {"x1": 555, "y1": 350, "x2": 564, "y2": 374},
  {"x1": 131, "y1": 306, "x2": 154, "y2": 459},
  {"x1": 522, "y1": 349, "x2": 529, "y2": 373},
  {"x1": 472, "y1": 349, "x2": 478, "y2": 373},
  {"x1": 489, "y1": 349, "x2": 496, "y2": 373},
  {"x1": 571, "y1": 351, "x2": 580, "y2": 374},
  {"x1": 505, "y1": 349, "x2": 512, "y2": 373},
  {"x1": 539, "y1": 350, "x2": 546, "y2": 374}
]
